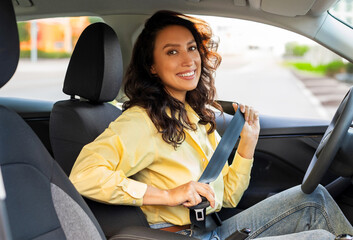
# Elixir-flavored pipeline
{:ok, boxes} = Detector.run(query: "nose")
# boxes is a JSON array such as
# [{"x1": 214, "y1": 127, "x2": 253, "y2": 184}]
[{"x1": 181, "y1": 51, "x2": 194, "y2": 67}]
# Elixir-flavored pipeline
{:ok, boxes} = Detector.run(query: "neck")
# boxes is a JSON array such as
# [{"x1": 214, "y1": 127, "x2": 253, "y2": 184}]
[{"x1": 165, "y1": 89, "x2": 186, "y2": 103}]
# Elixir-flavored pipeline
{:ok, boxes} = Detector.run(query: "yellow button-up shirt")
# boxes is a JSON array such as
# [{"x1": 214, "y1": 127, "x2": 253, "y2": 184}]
[{"x1": 69, "y1": 104, "x2": 253, "y2": 226}]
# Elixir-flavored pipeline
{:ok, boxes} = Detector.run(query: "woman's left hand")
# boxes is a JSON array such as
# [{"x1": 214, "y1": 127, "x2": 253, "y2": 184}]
[{"x1": 233, "y1": 103, "x2": 260, "y2": 159}]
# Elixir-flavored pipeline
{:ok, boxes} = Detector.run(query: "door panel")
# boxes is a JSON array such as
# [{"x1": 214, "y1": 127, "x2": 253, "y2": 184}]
[
  {"x1": 242, "y1": 135, "x2": 337, "y2": 208},
  {"x1": 216, "y1": 104, "x2": 341, "y2": 219}
]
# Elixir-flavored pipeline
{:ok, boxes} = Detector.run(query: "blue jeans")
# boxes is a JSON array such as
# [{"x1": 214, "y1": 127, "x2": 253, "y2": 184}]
[{"x1": 180, "y1": 185, "x2": 353, "y2": 239}]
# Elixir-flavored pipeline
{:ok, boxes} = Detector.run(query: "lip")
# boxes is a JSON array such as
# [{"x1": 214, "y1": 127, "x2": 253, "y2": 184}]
[{"x1": 176, "y1": 70, "x2": 196, "y2": 80}]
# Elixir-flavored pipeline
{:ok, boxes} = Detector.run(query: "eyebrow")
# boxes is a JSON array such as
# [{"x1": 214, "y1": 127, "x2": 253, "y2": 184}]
[{"x1": 162, "y1": 40, "x2": 196, "y2": 49}]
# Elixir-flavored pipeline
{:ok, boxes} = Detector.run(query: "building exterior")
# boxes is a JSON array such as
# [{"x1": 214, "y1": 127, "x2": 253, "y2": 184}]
[{"x1": 19, "y1": 17, "x2": 93, "y2": 57}]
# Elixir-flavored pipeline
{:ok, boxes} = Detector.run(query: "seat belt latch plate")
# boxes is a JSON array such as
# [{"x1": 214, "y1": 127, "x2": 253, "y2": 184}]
[{"x1": 195, "y1": 209, "x2": 205, "y2": 221}]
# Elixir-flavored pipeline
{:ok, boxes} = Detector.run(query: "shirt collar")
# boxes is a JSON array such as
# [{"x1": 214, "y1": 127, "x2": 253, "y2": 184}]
[{"x1": 185, "y1": 103, "x2": 200, "y2": 125}]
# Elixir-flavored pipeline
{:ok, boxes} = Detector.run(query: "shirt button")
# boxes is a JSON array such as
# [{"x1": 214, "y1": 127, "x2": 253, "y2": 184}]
[
  {"x1": 202, "y1": 159, "x2": 205, "y2": 162},
  {"x1": 132, "y1": 200, "x2": 136, "y2": 204}
]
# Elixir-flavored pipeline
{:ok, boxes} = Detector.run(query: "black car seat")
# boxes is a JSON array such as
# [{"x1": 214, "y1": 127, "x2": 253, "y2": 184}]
[
  {"x1": 48, "y1": 22, "x2": 153, "y2": 236},
  {"x1": 0, "y1": 0, "x2": 195, "y2": 239},
  {"x1": 0, "y1": 1, "x2": 105, "y2": 239},
  {"x1": 0, "y1": 109, "x2": 195, "y2": 240},
  {"x1": 49, "y1": 22, "x2": 123, "y2": 176}
]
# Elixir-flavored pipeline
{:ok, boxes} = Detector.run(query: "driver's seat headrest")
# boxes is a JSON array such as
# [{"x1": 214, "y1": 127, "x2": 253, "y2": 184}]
[{"x1": 63, "y1": 22, "x2": 122, "y2": 103}]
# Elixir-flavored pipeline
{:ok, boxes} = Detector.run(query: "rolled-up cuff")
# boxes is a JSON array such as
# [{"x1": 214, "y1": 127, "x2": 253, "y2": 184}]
[{"x1": 120, "y1": 178, "x2": 147, "y2": 206}]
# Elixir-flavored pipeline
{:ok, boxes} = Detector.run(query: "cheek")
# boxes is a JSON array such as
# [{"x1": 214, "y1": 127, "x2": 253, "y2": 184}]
[
  {"x1": 156, "y1": 57, "x2": 176, "y2": 72},
  {"x1": 195, "y1": 53, "x2": 201, "y2": 67},
  {"x1": 195, "y1": 55, "x2": 202, "y2": 73}
]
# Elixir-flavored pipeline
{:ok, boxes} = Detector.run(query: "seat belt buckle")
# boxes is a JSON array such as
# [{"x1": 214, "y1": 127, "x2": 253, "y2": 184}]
[
  {"x1": 194, "y1": 208, "x2": 205, "y2": 221},
  {"x1": 189, "y1": 197, "x2": 210, "y2": 222},
  {"x1": 226, "y1": 228, "x2": 251, "y2": 240},
  {"x1": 188, "y1": 197, "x2": 209, "y2": 229}
]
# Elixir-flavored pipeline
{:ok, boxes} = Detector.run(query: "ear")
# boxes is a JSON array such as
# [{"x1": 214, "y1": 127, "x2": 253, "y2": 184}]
[{"x1": 150, "y1": 65, "x2": 157, "y2": 75}]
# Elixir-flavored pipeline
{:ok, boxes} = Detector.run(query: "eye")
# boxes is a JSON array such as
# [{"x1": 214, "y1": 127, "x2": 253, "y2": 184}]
[
  {"x1": 167, "y1": 50, "x2": 178, "y2": 55},
  {"x1": 189, "y1": 45, "x2": 197, "y2": 51}
]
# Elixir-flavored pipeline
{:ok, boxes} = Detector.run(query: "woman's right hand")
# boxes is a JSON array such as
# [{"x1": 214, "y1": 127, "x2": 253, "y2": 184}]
[{"x1": 166, "y1": 181, "x2": 215, "y2": 208}]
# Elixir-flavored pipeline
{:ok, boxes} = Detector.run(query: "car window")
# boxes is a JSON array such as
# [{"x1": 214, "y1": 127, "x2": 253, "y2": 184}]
[
  {"x1": 329, "y1": 0, "x2": 353, "y2": 28},
  {"x1": 198, "y1": 16, "x2": 352, "y2": 120},
  {"x1": 1, "y1": 16, "x2": 103, "y2": 101},
  {"x1": 3, "y1": 15, "x2": 352, "y2": 121}
]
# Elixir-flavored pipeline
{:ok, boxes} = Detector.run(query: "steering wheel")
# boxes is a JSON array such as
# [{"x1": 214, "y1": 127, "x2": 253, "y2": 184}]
[{"x1": 301, "y1": 87, "x2": 353, "y2": 194}]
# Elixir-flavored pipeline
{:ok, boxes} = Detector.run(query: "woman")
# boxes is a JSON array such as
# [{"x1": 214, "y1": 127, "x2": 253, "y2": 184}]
[{"x1": 69, "y1": 10, "x2": 353, "y2": 239}]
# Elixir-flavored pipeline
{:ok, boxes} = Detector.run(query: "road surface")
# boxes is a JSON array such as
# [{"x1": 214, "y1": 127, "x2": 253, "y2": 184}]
[{"x1": 215, "y1": 50, "x2": 350, "y2": 120}]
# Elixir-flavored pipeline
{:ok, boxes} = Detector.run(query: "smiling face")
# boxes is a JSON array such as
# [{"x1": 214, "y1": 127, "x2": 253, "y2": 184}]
[{"x1": 151, "y1": 25, "x2": 202, "y2": 103}]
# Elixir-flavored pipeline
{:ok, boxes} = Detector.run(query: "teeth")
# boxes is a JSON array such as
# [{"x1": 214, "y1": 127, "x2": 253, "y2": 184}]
[{"x1": 179, "y1": 71, "x2": 195, "y2": 77}]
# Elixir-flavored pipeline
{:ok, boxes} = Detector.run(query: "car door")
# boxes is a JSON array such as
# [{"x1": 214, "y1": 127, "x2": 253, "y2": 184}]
[
  {"x1": 215, "y1": 105, "x2": 344, "y2": 220},
  {"x1": 209, "y1": 16, "x2": 352, "y2": 219}
]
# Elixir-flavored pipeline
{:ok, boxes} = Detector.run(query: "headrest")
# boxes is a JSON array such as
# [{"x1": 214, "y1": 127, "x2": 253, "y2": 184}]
[
  {"x1": 63, "y1": 22, "x2": 123, "y2": 103},
  {"x1": 0, "y1": 0, "x2": 19, "y2": 89}
]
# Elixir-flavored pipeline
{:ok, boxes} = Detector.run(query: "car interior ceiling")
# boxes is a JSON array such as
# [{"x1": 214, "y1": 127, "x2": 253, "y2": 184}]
[{"x1": 12, "y1": 0, "x2": 336, "y2": 18}]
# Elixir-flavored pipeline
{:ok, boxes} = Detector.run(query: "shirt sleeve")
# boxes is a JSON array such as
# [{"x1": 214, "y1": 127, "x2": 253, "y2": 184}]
[
  {"x1": 211, "y1": 130, "x2": 253, "y2": 208},
  {"x1": 222, "y1": 152, "x2": 253, "y2": 208},
  {"x1": 69, "y1": 108, "x2": 156, "y2": 206}
]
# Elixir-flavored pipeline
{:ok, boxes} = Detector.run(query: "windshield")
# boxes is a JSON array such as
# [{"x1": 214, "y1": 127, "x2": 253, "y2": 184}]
[{"x1": 329, "y1": 0, "x2": 353, "y2": 28}]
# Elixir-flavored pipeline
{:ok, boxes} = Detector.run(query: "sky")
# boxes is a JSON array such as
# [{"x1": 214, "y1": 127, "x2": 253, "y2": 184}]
[{"x1": 197, "y1": 15, "x2": 313, "y2": 56}]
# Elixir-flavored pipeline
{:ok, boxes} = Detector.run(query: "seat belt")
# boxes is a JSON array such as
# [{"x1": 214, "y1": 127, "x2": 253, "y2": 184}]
[{"x1": 189, "y1": 108, "x2": 245, "y2": 229}]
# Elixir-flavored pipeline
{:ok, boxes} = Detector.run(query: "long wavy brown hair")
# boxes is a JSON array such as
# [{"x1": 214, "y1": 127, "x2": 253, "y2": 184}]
[{"x1": 123, "y1": 10, "x2": 222, "y2": 148}]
